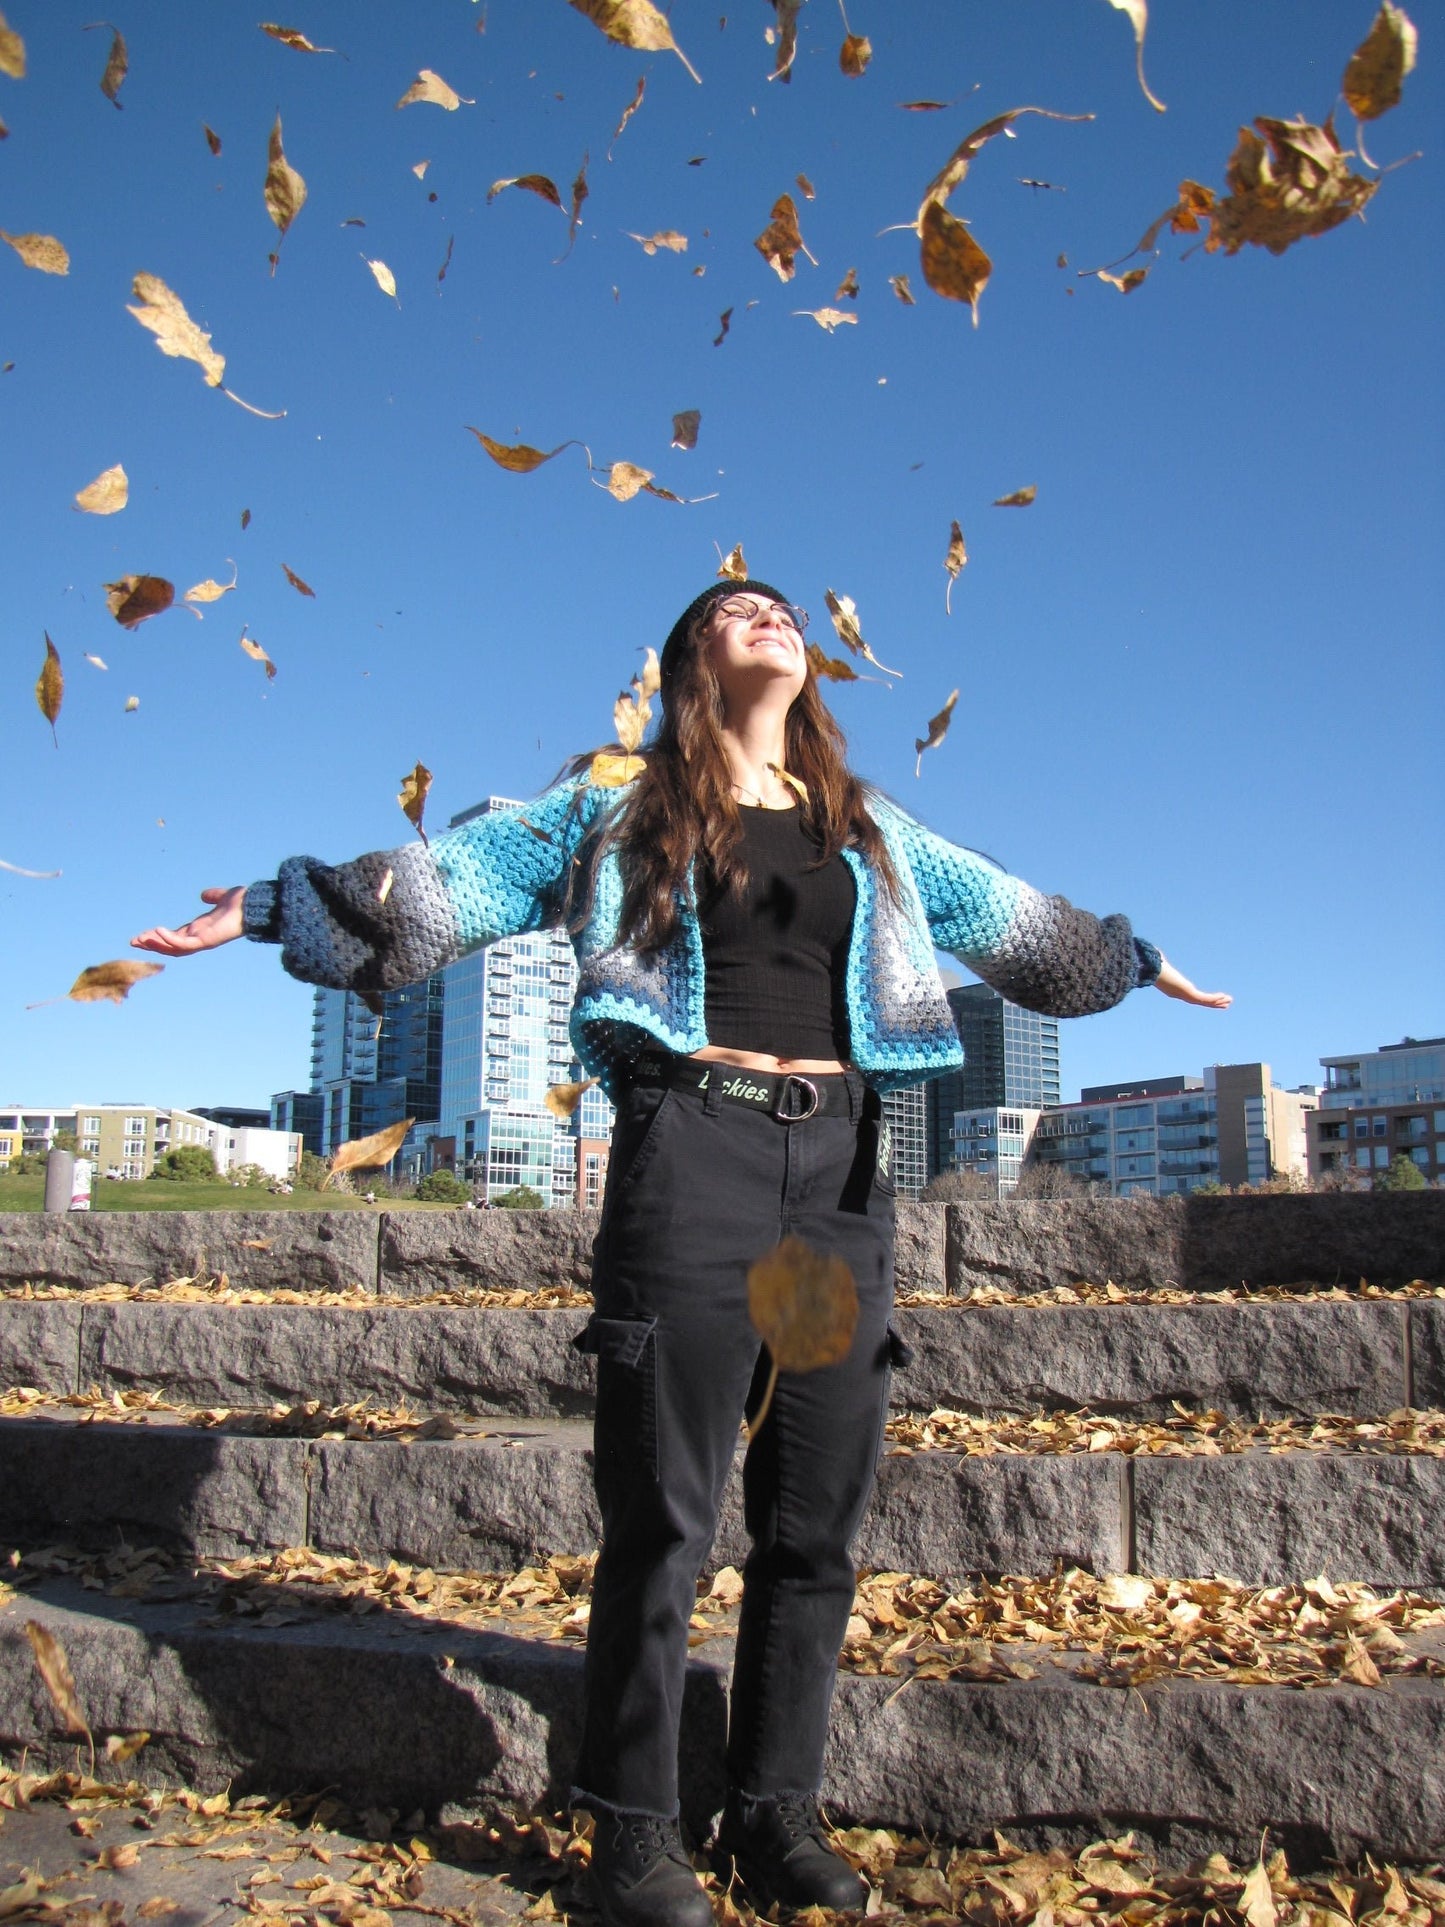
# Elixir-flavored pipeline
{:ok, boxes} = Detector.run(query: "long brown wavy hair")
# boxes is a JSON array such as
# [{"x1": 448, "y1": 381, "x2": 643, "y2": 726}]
[{"x1": 569, "y1": 602, "x2": 900, "y2": 952}]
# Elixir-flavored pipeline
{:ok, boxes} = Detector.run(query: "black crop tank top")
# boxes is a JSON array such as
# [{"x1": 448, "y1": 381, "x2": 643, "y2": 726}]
[{"x1": 697, "y1": 806, "x2": 857, "y2": 1060}]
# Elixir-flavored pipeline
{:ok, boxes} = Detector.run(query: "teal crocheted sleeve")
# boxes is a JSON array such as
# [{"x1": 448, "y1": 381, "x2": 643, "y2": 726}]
[
  {"x1": 887, "y1": 807, "x2": 1161, "y2": 1018},
  {"x1": 241, "y1": 778, "x2": 594, "y2": 998}
]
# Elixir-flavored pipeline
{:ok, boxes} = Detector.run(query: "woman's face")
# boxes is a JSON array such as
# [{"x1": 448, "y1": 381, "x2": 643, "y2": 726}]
[{"x1": 701, "y1": 592, "x2": 809, "y2": 708}]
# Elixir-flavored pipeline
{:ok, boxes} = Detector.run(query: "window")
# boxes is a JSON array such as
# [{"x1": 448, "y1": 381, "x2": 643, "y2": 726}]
[
  {"x1": 1356, "y1": 1149, "x2": 1372, "y2": 1170},
  {"x1": 1372, "y1": 1117, "x2": 1388, "y2": 1137},
  {"x1": 1410, "y1": 1146, "x2": 1431, "y2": 1168},
  {"x1": 84, "y1": 1116, "x2": 100, "y2": 1133},
  {"x1": 1397, "y1": 1116, "x2": 1427, "y2": 1140},
  {"x1": 1354, "y1": 1119, "x2": 1370, "y2": 1138},
  {"x1": 1373, "y1": 1145, "x2": 1389, "y2": 1168}
]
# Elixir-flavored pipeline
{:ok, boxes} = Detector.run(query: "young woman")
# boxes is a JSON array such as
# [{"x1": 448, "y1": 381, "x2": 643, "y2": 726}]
[{"x1": 134, "y1": 578, "x2": 1229, "y2": 1927}]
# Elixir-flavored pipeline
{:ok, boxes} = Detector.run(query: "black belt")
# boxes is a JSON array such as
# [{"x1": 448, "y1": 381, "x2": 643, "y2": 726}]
[{"x1": 629, "y1": 1053, "x2": 859, "y2": 1121}]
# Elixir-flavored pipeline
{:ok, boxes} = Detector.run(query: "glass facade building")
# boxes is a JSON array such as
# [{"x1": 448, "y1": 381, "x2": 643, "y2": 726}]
[
  {"x1": 881, "y1": 1083, "x2": 928, "y2": 1200},
  {"x1": 926, "y1": 984, "x2": 1061, "y2": 1180},
  {"x1": 1310, "y1": 1036, "x2": 1445, "y2": 1186}
]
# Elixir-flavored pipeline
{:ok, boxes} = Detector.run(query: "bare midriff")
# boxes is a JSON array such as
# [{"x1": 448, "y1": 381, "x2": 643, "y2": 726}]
[{"x1": 688, "y1": 1046, "x2": 849, "y2": 1076}]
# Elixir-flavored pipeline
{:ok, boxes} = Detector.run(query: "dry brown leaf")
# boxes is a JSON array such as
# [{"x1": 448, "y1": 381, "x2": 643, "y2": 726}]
[
  {"x1": 204, "y1": 123, "x2": 222, "y2": 155},
  {"x1": 890, "y1": 272, "x2": 915, "y2": 304},
  {"x1": 89, "y1": 23, "x2": 128, "y2": 107},
  {"x1": 64, "y1": 959, "x2": 163, "y2": 1005},
  {"x1": 835, "y1": 265, "x2": 859, "y2": 299},
  {"x1": 137, "y1": 1902, "x2": 178, "y2": 1919},
  {"x1": 544, "y1": 1078, "x2": 596, "y2": 1120},
  {"x1": 328, "y1": 1118, "x2": 415, "y2": 1183},
  {"x1": 1098, "y1": 266, "x2": 1149, "y2": 292},
  {"x1": 671, "y1": 409, "x2": 700, "y2": 449},
  {"x1": 25, "y1": 1624, "x2": 87, "y2": 1736},
  {"x1": 1103, "y1": 0, "x2": 1165, "y2": 113},
  {"x1": 398, "y1": 762, "x2": 433, "y2": 840},
  {"x1": 105, "y1": 574, "x2": 174, "y2": 628},
  {"x1": 0, "y1": 1876, "x2": 48, "y2": 1918},
  {"x1": 608, "y1": 75, "x2": 645, "y2": 157},
  {"x1": 74, "y1": 463, "x2": 128, "y2": 514},
  {"x1": 825, "y1": 588, "x2": 902, "y2": 676},
  {"x1": 589, "y1": 752, "x2": 646, "y2": 787},
  {"x1": 1343, "y1": 4, "x2": 1417, "y2": 120},
  {"x1": 1340, "y1": 1636, "x2": 1383, "y2": 1686},
  {"x1": 35, "y1": 634, "x2": 62, "y2": 746},
  {"x1": 604, "y1": 460, "x2": 656, "y2": 502},
  {"x1": 717, "y1": 543, "x2": 748, "y2": 581},
  {"x1": 487, "y1": 173, "x2": 563, "y2": 210},
  {"x1": 747, "y1": 1236, "x2": 858, "y2": 1433},
  {"x1": 240, "y1": 506, "x2": 252, "y2": 528},
  {"x1": 103, "y1": 1732, "x2": 150, "y2": 1764},
  {"x1": 124, "y1": 695, "x2": 139, "y2": 711},
  {"x1": 921, "y1": 106, "x2": 1093, "y2": 215},
  {"x1": 943, "y1": 520, "x2": 966, "y2": 612},
  {"x1": 467, "y1": 430, "x2": 578, "y2": 473},
  {"x1": 805, "y1": 642, "x2": 861, "y2": 683},
  {"x1": 437, "y1": 233, "x2": 455, "y2": 284},
  {"x1": 840, "y1": 32, "x2": 872, "y2": 76},
  {"x1": 265, "y1": 114, "x2": 307, "y2": 256},
  {"x1": 1, "y1": 230, "x2": 69, "y2": 274},
  {"x1": 768, "y1": 0, "x2": 803, "y2": 82},
  {"x1": 280, "y1": 562, "x2": 315, "y2": 597},
  {"x1": 564, "y1": 152, "x2": 590, "y2": 255},
  {"x1": 613, "y1": 675, "x2": 652, "y2": 749},
  {"x1": 126, "y1": 272, "x2": 224, "y2": 386},
  {"x1": 993, "y1": 484, "x2": 1037, "y2": 506},
  {"x1": 714, "y1": 307, "x2": 733, "y2": 345},
  {"x1": 754, "y1": 193, "x2": 810, "y2": 280},
  {"x1": 260, "y1": 24, "x2": 339, "y2": 55},
  {"x1": 412, "y1": 158, "x2": 431, "y2": 179},
  {"x1": 396, "y1": 70, "x2": 473, "y2": 110},
  {"x1": 1240, "y1": 1857, "x2": 1278, "y2": 1927},
  {"x1": 0, "y1": 11, "x2": 25, "y2": 77},
  {"x1": 363, "y1": 256, "x2": 397, "y2": 299},
  {"x1": 239, "y1": 630, "x2": 277, "y2": 680},
  {"x1": 796, "y1": 172, "x2": 816, "y2": 200},
  {"x1": 185, "y1": 561, "x2": 238, "y2": 604},
  {"x1": 914, "y1": 687, "x2": 958, "y2": 775},
  {"x1": 84, "y1": 652, "x2": 107, "y2": 669},
  {"x1": 627, "y1": 228, "x2": 688, "y2": 254},
  {"x1": 898, "y1": 99, "x2": 950, "y2": 110},
  {"x1": 567, "y1": 0, "x2": 699, "y2": 83},
  {"x1": 1210, "y1": 115, "x2": 1380, "y2": 256},
  {"x1": 1097, "y1": 1573, "x2": 1154, "y2": 1613},
  {"x1": 919, "y1": 198, "x2": 991, "y2": 320},
  {"x1": 796, "y1": 306, "x2": 856, "y2": 330}
]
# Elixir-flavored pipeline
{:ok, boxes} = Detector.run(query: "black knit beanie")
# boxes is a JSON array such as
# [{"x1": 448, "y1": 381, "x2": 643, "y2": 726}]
[{"x1": 659, "y1": 578, "x2": 791, "y2": 690}]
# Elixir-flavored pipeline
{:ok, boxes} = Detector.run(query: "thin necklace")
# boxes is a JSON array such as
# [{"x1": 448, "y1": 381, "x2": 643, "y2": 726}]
[{"x1": 731, "y1": 779, "x2": 786, "y2": 808}]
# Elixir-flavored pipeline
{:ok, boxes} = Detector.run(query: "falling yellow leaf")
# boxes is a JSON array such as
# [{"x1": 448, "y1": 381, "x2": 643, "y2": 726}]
[
  {"x1": 264, "y1": 114, "x2": 307, "y2": 254},
  {"x1": 919, "y1": 199, "x2": 991, "y2": 320},
  {"x1": 35, "y1": 634, "x2": 62, "y2": 745},
  {"x1": 487, "y1": 173, "x2": 563, "y2": 210},
  {"x1": 280, "y1": 562, "x2": 315, "y2": 597},
  {"x1": 328, "y1": 1117, "x2": 415, "y2": 1183},
  {"x1": 717, "y1": 543, "x2": 748, "y2": 581},
  {"x1": 914, "y1": 687, "x2": 958, "y2": 775},
  {"x1": 671, "y1": 409, "x2": 700, "y2": 449},
  {"x1": 74, "y1": 463, "x2": 128, "y2": 514},
  {"x1": 84, "y1": 653, "x2": 107, "y2": 669},
  {"x1": 994, "y1": 484, "x2": 1037, "y2": 507},
  {"x1": 835, "y1": 265, "x2": 859, "y2": 299},
  {"x1": 943, "y1": 520, "x2": 966, "y2": 611},
  {"x1": 747, "y1": 1235, "x2": 859, "y2": 1434},
  {"x1": 605, "y1": 461, "x2": 653, "y2": 502},
  {"x1": 363, "y1": 255, "x2": 398, "y2": 299},
  {"x1": 614, "y1": 682, "x2": 651, "y2": 748},
  {"x1": 1097, "y1": 266, "x2": 1149, "y2": 292},
  {"x1": 1, "y1": 230, "x2": 69, "y2": 274},
  {"x1": 754, "y1": 193, "x2": 811, "y2": 280},
  {"x1": 204, "y1": 123, "x2": 222, "y2": 155},
  {"x1": 466, "y1": 430, "x2": 579, "y2": 473},
  {"x1": 0, "y1": 10, "x2": 25, "y2": 77},
  {"x1": 921, "y1": 106, "x2": 1093, "y2": 214},
  {"x1": 825, "y1": 588, "x2": 901, "y2": 676},
  {"x1": 1103, "y1": 0, "x2": 1165, "y2": 113},
  {"x1": 124, "y1": 695, "x2": 139, "y2": 711},
  {"x1": 840, "y1": 32, "x2": 872, "y2": 75},
  {"x1": 126, "y1": 272, "x2": 224, "y2": 386},
  {"x1": 259, "y1": 23, "x2": 339, "y2": 54},
  {"x1": 104, "y1": 1731, "x2": 150, "y2": 1763},
  {"x1": 609, "y1": 74, "x2": 646, "y2": 157},
  {"x1": 61, "y1": 959, "x2": 163, "y2": 1005},
  {"x1": 239, "y1": 630, "x2": 277, "y2": 680},
  {"x1": 1343, "y1": 4, "x2": 1417, "y2": 120},
  {"x1": 398, "y1": 761, "x2": 433, "y2": 840},
  {"x1": 889, "y1": 272, "x2": 915, "y2": 304},
  {"x1": 185, "y1": 561, "x2": 238, "y2": 604},
  {"x1": 627, "y1": 229, "x2": 688, "y2": 255},
  {"x1": 1214, "y1": 115, "x2": 1379, "y2": 255},
  {"x1": 24, "y1": 1622, "x2": 89, "y2": 1736},
  {"x1": 801, "y1": 307, "x2": 858, "y2": 333},
  {"x1": 412, "y1": 159, "x2": 431, "y2": 179},
  {"x1": 768, "y1": 0, "x2": 803, "y2": 81},
  {"x1": 796, "y1": 172, "x2": 816, "y2": 200},
  {"x1": 545, "y1": 1078, "x2": 597, "y2": 1120},
  {"x1": 105, "y1": 574, "x2": 175, "y2": 628},
  {"x1": 396, "y1": 69, "x2": 473, "y2": 110},
  {"x1": 805, "y1": 642, "x2": 862, "y2": 683},
  {"x1": 88, "y1": 23, "x2": 127, "y2": 106},
  {"x1": 589, "y1": 751, "x2": 646, "y2": 787},
  {"x1": 567, "y1": 0, "x2": 699, "y2": 80}
]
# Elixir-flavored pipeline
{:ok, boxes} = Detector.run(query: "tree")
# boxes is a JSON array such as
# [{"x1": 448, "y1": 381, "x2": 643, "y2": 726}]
[
  {"x1": 227, "y1": 1162, "x2": 273, "y2": 1189},
  {"x1": 52, "y1": 1130, "x2": 79, "y2": 1154},
  {"x1": 415, "y1": 1169, "x2": 470, "y2": 1204},
  {"x1": 920, "y1": 1169, "x2": 996, "y2": 1202},
  {"x1": 495, "y1": 1184, "x2": 545, "y2": 1211},
  {"x1": 295, "y1": 1150, "x2": 330, "y2": 1190},
  {"x1": 1011, "y1": 1162, "x2": 1087, "y2": 1200},
  {"x1": 149, "y1": 1144, "x2": 218, "y2": 1182},
  {"x1": 1375, "y1": 1154, "x2": 1426, "y2": 1192}
]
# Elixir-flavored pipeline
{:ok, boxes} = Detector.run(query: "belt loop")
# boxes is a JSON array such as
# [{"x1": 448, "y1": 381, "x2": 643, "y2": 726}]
[
  {"x1": 700, "y1": 1064, "x2": 724, "y2": 1117},
  {"x1": 846, "y1": 1069, "x2": 863, "y2": 1122}
]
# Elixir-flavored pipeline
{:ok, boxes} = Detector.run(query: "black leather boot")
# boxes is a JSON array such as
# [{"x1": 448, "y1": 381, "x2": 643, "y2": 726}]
[
  {"x1": 716, "y1": 1789, "x2": 868, "y2": 1913},
  {"x1": 588, "y1": 1809, "x2": 713, "y2": 1927}
]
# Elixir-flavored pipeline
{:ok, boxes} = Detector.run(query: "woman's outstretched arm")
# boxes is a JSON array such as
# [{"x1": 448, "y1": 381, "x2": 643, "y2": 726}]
[
  {"x1": 1151, "y1": 955, "x2": 1232, "y2": 1009},
  {"x1": 133, "y1": 886, "x2": 247, "y2": 957}
]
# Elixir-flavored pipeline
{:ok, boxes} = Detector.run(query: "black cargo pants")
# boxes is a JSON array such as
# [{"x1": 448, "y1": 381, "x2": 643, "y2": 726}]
[{"x1": 571, "y1": 1060, "x2": 902, "y2": 1818}]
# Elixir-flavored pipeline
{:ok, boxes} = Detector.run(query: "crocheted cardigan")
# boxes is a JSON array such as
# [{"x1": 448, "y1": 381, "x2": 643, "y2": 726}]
[{"x1": 243, "y1": 777, "x2": 1161, "y2": 1097}]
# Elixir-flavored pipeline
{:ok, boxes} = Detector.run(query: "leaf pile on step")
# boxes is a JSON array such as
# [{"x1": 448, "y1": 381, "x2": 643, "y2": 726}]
[
  {"x1": 885, "y1": 1404, "x2": 1445, "y2": 1458},
  {"x1": 900, "y1": 1278, "x2": 1445, "y2": 1307},
  {"x1": 0, "y1": 1385, "x2": 501, "y2": 1441},
  {"x1": 4, "y1": 1276, "x2": 595, "y2": 1308}
]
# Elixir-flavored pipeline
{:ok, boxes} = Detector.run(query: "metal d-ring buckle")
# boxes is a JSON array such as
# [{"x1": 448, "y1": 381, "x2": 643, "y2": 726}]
[{"x1": 773, "y1": 1075, "x2": 819, "y2": 1122}]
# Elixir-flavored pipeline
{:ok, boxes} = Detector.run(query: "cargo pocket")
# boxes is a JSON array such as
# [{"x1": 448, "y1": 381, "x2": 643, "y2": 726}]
[
  {"x1": 574, "y1": 1314, "x2": 660, "y2": 1484},
  {"x1": 885, "y1": 1323, "x2": 914, "y2": 1370}
]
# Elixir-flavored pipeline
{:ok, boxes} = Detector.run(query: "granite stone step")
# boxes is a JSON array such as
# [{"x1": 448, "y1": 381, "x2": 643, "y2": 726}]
[
  {"x1": 2, "y1": 1580, "x2": 1441, "y2": 1868},
  {"x1": 1, "y1": 1406, "x2": 1442, "y2": 1588},
  {"x1": 3, "y1": 1294, "x2": 1438, "y2": 1420}
]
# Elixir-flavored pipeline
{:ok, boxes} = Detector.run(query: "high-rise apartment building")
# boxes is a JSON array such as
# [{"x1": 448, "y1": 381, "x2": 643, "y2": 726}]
[
  {"x1": 925, "y1": 984, "x2": 1061, "y2": 1180},
  {"x1": 1308, "y1": 1036, "x2": 1445, "y2": 1185},
  {"x1": 881, "y1": 1084, "x2": 928, "y2": 1200}
]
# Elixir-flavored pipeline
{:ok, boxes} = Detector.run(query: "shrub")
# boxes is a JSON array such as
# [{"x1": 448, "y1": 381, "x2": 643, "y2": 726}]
[
  {"x1": 414, "y1": 1169, "x2": 471, "y2": 1204},
  {"x1": 495, "y1": 1184, "x2": 545, "y2": 1211},
  {"x1": 150, "y1": 1144, "x2": 218, "y2": 1182},
  {"x1": 1376, "y1": 1154, "x2": 1427, "y2": 1192}
]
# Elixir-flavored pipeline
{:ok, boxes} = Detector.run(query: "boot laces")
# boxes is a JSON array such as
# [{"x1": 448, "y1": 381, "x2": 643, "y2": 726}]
[
  {"x1": 621, "y1": 1812, "x2": 678, "y2": 1865},
  {"x1": 772, "y1": 1794, "x2": 825, "y2": 1850}
]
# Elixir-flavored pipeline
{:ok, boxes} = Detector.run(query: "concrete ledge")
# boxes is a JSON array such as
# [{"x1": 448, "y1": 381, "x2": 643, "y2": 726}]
[
  {"x1": 2, "y1": 1586, "x2": 1441, "y2": 1866},
  {"x1": 0, "y1": 1211, "x2": 381, "y2": 1295},
  {"x1": 1412, "y1": 1300, "x2": 1445, "y2": 1410},
  {"x1": 0, "y1": 1301, "x2": 81, "y2": 1397},
  {"x1": 1133, "y1": 1450, "x2": 1445, "y2": 1588},
  {"x1": 377, "y1": 1210, "x2": 599, "y2": 1299}
]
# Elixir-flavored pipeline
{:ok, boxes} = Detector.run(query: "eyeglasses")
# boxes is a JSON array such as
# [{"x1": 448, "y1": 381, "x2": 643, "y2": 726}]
[{"x1": 713, "y1": 594, "x2": 809, "y2": 636}]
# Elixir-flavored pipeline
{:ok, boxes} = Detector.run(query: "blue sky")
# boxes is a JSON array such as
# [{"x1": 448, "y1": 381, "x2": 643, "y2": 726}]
[{"x1": 4, "y1": 0, "x2": 1440, "y2": 1110}]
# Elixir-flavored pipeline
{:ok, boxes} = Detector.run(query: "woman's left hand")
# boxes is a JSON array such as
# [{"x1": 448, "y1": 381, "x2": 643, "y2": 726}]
[{"x1": 1153, "y1": 956, "x2": 1232, "y2": 1009}]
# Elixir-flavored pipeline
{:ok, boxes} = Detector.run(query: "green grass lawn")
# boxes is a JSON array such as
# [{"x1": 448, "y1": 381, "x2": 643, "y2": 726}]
[{"x1": 0, "y1": 1175, "x2": 446, "y2": 1213}]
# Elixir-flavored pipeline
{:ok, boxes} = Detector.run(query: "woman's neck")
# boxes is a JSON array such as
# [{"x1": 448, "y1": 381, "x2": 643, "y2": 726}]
[{"x1": 720, "y1": 705, "x2": 791, "y2": 806}]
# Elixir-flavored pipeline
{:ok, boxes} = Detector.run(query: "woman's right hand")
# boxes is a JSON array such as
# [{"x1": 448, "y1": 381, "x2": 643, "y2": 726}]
[{"x1": 131, "y1": 886, "x2": 247, "y2": 957}]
